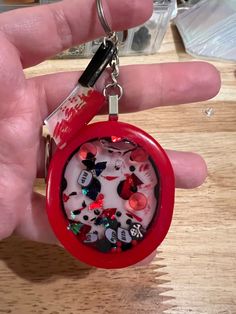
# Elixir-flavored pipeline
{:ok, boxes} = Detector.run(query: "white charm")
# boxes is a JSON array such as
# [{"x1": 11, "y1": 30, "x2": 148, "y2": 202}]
[
  {"x1": 78, "y1": 170, "x2": 93, "y2": 187},
  {"x1": 117, "y1": 227, "x2": 132, "y2": 243},
  {"x1": 105, "y1": 228, "x2": 117, "y2": 244},
  {"x1": 84, "y1": 233, "x2": 98, "y2": 243}
]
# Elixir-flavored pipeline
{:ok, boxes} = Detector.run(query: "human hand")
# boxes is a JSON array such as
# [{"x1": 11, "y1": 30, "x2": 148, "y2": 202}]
[{"x1": 0, "y1": 0, "x2": 220, "y2": 256}]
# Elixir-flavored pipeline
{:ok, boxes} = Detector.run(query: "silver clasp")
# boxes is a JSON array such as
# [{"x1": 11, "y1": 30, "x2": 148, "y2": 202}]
[{"x1": 108, "y1": 95, "x2": 119, "y2": 121}]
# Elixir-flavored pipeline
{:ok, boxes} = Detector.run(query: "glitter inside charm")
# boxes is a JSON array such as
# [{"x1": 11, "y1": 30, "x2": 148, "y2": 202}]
[
  {"x1": 63, "y1": 137, "x2": 158, "y2": 253},
  {"x1": 46, "y1": 121, "x2": 175, "y2": 269}
]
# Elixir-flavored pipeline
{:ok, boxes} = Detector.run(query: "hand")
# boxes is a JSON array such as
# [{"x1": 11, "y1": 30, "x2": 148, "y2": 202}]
[{"x1": 0, "y1": 0, "x2": 220, "y2": 254}]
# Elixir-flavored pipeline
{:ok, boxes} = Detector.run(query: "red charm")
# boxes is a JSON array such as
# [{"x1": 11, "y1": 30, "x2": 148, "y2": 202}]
[
  {"x1": 111, "y1": 136, "x2": 122, "y2": 143},
  {"x1": 77, "y1": 142, "x2": 97, "y2": 160},
  {"x1": 44, "y1": 86, "x2": 105, "y2": 149},
  {"x1": 63, "y1": 193, "x2": 69, "y2": 202},
  {"x1": 89, "y1": 195, "x2": 104, "y2": 210},
  {"x1": 129, "y1": 192, "x2": 147, "y2": 211},
  {"x1": 119, "y1": 174, "x2": 143, "y2": 200},
  {"x1": 130, "y1": 148, "x2": 148, "y2": 162},
  {"x1": 77, "y1": 224, "x2": 92, "y2": 241},
  {"x1": 54, "y1": 89, "x2": 104, "y2": 148},
  {"x1": 102, "y1": 176, "x2": 118, "y2": 181},
  {"x1": 101, "y1": 208, "x2": 117, "y2": 219},
  {"x1": 46, "y1": 120, "x2": 175, "y2": 269},
  {"x1": 126, "y1": 210, "x2": 143, "y2": 223}
]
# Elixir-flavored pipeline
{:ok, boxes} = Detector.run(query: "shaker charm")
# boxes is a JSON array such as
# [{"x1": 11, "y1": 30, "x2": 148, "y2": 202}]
[{"x1": 45, "y1": 0, "x2": 175, "y2": 269}]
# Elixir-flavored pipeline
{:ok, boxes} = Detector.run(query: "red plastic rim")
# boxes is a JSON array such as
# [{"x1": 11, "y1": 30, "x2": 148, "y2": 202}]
[{"x1": 46, "y1": 121, "x2": 175, "y2": 269}]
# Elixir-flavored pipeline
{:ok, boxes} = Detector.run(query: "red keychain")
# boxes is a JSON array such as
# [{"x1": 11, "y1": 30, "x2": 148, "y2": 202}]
[{"x1": 45, "y1": 0, "x2": 175, "y2": 269}]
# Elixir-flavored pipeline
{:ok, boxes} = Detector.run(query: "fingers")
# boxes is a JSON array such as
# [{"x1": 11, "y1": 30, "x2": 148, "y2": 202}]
[
  {"x1": 14, "y1": 191, "x2": 157, "y2": 267},
  {"x1": 33, "y1": 62, "x2": 221, "y2": 118},
  {"x1": 15, "y1": 192, "x2": 58, "y2": 245},
  {"x1": 13, "y1": 194, "x2": 156, "y2": 268},
  {"x1": 37, "y1": 133, "x2": 207, "y2": 189},
  {"x1": 166, "y1": 150, "x2": 207, "y2": 189},
  {"x1": 0, "y1": 33, "x2": 25, "y2": 102},
  {"x1": 0, "y1": 0, "x2": 153, "y2": 68},
  {"x1": 15, "y1": 155, "x2": 206, "y2": 249},
  {"x1": 35, "y1": 62, "x2": 211, "y2": 187},
  {"x1": 17, "y1": 148, "x2": 207, "y2": 251}
]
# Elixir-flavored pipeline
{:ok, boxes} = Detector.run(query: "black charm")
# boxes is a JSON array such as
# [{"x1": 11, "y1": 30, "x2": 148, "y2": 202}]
[
  {"x1": 79, "y1": 40, "x2": 117, "y2": 87},
  {"x1": 129, "y1": 223, "x2": 145, "y2": 240}
]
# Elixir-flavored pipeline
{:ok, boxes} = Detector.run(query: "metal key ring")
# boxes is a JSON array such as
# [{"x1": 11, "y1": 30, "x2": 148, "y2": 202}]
[
  {"x1": 96, "y1": 0, "x2": 113, "y2": 37},
  {"x1": 96, "y1": 0, "x2": 128, "y2": 44},
  {"x1": 103, "y1": 83, "x2": 123, "y2": 100}
]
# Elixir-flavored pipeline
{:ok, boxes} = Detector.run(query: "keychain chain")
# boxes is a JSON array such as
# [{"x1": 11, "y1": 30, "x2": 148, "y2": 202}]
[
  {"x1": 103, "y1": 41, "x2": 123, "y2": 102},
  {"x1": 102, "y1": 31, "x2": 123, "y2": 121}
]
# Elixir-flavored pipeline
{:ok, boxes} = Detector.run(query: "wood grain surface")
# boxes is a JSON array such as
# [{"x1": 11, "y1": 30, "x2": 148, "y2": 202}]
[{"x1": 0, "y1": 25, "x2": 236, "y2": 314}]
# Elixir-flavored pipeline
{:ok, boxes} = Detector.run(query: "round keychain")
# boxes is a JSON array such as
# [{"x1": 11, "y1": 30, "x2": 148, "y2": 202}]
[{"x1": 45, "y1": 0, "x2": 175, "y2": 269}]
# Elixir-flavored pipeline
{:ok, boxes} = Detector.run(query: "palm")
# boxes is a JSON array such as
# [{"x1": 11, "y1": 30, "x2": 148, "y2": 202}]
[
  {"x1": 0, "y1": 0, "x2": 220, "y2": 247},
  {"x1": 0, "y1": 73, "x2": 45, "y2": 239}
]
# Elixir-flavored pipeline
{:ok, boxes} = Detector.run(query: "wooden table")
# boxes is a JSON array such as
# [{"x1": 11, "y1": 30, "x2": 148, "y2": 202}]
[{"x1": 0, "y1": 26, "x2": 235, "y2": 314}]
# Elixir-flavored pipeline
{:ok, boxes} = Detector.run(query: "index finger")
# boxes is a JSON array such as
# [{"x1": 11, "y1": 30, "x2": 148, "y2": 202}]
[{"x1": 0, "y1": 0, "x2": 153, "y2": 68}]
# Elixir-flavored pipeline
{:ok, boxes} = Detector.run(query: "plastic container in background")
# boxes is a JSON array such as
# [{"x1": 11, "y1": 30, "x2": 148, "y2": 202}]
[
  {"x1": 0, "y1": 0, "x2": 39, "y2": 12},
  {"x1": 128, "y1": 0, "x2": 175, "y2": 55},
  {"x1": 175, "y1": 0, "x2": 236, "y2": 62},
  {"x1": 53, "y1": 0, "x2": 175, "y2": 59},
  {"x1": 0, "y1": 0, "x2": 175, "y2": 58}
]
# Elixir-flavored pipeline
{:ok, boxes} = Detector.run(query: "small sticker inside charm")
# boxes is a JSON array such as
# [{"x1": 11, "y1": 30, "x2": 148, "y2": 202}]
[{"x1": 78, "y1": 170, "x2": 93, "y2": 187}]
